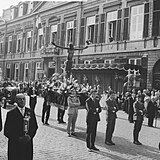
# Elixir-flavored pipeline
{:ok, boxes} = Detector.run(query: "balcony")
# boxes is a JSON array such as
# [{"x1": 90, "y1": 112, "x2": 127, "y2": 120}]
[{"x1": 80, "y1": 37, "x2": 160, "y2": 56}]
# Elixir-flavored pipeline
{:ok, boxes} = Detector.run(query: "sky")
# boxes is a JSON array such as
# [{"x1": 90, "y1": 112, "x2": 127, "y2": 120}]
[
  {"x1": 0, "y1": 0, "x2": 19, "y2": 16},
  {"x1": 0, "y1": 0, "x2": 85, "y2": 17}
]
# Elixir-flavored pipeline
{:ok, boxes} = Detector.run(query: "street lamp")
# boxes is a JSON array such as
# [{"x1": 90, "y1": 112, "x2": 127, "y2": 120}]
[{"x1": 51, "y1": 41, "x2": 89, "y2": 79}]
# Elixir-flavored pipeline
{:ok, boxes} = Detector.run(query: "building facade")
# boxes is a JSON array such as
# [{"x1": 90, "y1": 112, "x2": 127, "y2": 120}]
[{"x1": 0, "y1": 0, "x2": 159, "y2": 92}]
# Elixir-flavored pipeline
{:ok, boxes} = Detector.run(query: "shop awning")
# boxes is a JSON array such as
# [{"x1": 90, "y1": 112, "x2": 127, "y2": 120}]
[{"x1": 71, "y1": 63, "x2": 144, "y2": 72}]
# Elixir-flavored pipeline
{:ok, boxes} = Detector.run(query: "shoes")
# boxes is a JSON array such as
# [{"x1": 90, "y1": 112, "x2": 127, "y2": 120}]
[
  {"x1": 45, "y1": 122, "x2": 49, "y2": 125},
  {"x1": 133, "y1": 141, "x2": 142, "y2": 145},
  {"x1": 58, "y1": 121, "x2": 61, "y2": 124},
  {"x1": 88, "y1": 148, "x2": 92, "y2": 152},
  {"x1": 90, "y1": 146, "x2": 99, "y2": 151},
  {"x1": 71, "y1": 132, "x2": 77, "y2": 136},
  {"x1": 105, "y1": 141, "x2": 113, "y2": 146},
  {"x1": 110, "y1": 141, "x2": 115, "y2": 145},
  {"x1": 61, "y1": 121, "x2": 66, "y2": 124},
  {"x1": 68, "y1": 133, "x2": 71, "y2": 137}
]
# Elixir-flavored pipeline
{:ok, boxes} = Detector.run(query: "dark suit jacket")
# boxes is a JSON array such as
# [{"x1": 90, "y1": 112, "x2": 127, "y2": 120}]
[
  {"x1": 86, "y1": 97, "x2": 101, "y2": 123},
  {"x1": 4, "y1": 107, "x2": 38, "y2": 160},
  {"x1": 28, "y1": 87, "x2": 38, "y2": 106},
  {"x1": 0, "y1": 107, "x2": 2, "y2": 131}
]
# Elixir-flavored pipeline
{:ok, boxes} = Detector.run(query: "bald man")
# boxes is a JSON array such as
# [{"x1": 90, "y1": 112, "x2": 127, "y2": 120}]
[{"x1": 4, "y1": 93, "x2": 38, "y2": 160}]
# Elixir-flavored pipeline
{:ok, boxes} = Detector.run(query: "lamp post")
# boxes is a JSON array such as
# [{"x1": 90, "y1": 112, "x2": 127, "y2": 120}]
[{"x1": 51, "y1": 41, "x2": 88, "y2": 79}]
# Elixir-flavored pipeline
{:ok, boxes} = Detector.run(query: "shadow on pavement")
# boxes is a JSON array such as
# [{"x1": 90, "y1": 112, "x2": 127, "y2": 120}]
[{"x1": 36, "y1": 114, "x2": 160, "y2": 160}]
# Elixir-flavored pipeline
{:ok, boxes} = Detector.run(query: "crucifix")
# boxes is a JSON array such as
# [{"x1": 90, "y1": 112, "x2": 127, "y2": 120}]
[{"x1": 51, "y1": 41, "x2": 89, "y2": 79}]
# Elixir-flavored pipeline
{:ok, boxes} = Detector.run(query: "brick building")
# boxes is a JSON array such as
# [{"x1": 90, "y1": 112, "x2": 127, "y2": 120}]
[{"x1": 0, "y1": 0, "x2": 159, "y2": 92}]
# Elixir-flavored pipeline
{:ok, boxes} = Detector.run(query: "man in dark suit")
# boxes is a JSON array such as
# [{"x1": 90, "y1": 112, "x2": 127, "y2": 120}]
[
  {"x1": 0, "y1": 105, "x2": 2, "y2": 131},
  {"x1": 42, "y1": 87, "x2": 52, "y2": 125},
  {"x1": 128, "y1": 93, "x2": 136, "y2": 123},
  {"x1": 28, "y1": 84, "x2": 38, "y2": 112},
  {"x1": 86, "y1": 89, "x2": 101, "y2": 151},
  {"x1": 105, "y1": 90, "x2": 118, "y2": 145},
  {"x1": 4, "y1": 93, "x2": 38, "y2": 160}
]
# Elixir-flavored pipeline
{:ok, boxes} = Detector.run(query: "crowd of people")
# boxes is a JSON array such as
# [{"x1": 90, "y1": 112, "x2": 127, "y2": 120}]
[{"x1": 0, "y1": 78, "x2": 160, "y2": 159}]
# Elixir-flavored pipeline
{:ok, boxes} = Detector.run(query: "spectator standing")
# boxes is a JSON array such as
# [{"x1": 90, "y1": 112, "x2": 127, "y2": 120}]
[
  {"x1": 147, "y1": 97, "x2": 157, "y2": 127},
  {"x1": 86, "y1": 89, "x2": 101, "y2": 151},
  {"x1": 66, "y1": 89, "x2": 80, "y2": 136},
  {"x1": 105, "y1": 90, "x2": 118, "y2": 145},
  {"x1": 41, "y1": 87, "x2": 52, "y2": 125},
  {"x1": 133, "y1": 95, "x2": 145, "y2": 145},
  {"x1": 28, "y1": 83, "x2": 38, "y2": 113}
]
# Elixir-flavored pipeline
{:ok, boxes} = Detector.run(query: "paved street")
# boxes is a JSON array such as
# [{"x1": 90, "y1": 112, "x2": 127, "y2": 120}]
[{"x1": 0, "y1": 96, "x2": 160, "y2": 160}]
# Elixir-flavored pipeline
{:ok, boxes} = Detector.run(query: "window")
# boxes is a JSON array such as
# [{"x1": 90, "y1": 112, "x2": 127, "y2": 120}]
[
  {"x1": 38, "y1": 28, "x2": 43, "y2": 49},
  {"x1": 18, "y1": 4, "x2": 23, "y2": 17},
  {"x1": 15, "y1": 63, "x2": 19, "y2": 81},
  {"x1": 129, "y1": 58, "x2": 141, "y2": 65},
  {"x1": 130, "y1": 5, "x2": 144, "y2": 40},
  {"x1": 104, "y1": 59, "x2": 114, "y2": 64},
  {"x1": 50, "y1": 25, "x2": 57, "y2": 43},
  {"x1": 66, "y1": 21, "x2": 74, "y2": 45},
  {"x1": 6, "y1": 64, "x2": 10, "y2": 79},
  {"x1": 106, "y1": 11, "x2": 117, "y2": 42},
  {"x1": 8, "y1": 36, "x2": 12, "y2": 53},
  {"x1": 36, "y1": 62, "x2": 41, "y2": 69},
  {"x1": 26, "y1": 31, "x2": 32, "y2": 52},
  {"x1": 86, "y1": 16, "x2": 95, "y2": 43},
  {"x1": 17, "y1": 33, "x2": 22, "y2": 52},
  {"x1": 48, "y1": 62, "x2": 55, "y2": 68},
  {"x1": 84, "y1": 60, "x2": 90, "y2": 64},
  {"x1": 25, "y1": 63, "x2": 28, "y2": 69},
  {"x1": 0, "y1": 39, "x2": 3, "y2": 54}
]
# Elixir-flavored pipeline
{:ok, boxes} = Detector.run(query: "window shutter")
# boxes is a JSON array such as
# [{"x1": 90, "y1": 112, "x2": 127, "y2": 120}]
[
  {"x1": 31, "y1": 31, "x2": 33, "y2": 51},
  {"x1": 79, "y1": 17, "x2": 86, "y2": 46},
  {"x1": 23, "y1": 32, "x2": 26, "y2": 52},
  {"x1": 99, "y1": 13, "x2": 106, "y2": 43},
  {"x1": 23, "y1": 3, "x2": 28, "y2": 15},
  {"x1": 5, "y1": 37, "x2": 8, "y2": 54},
  {"x1": 123, "y1": 8, "x2": 129, "y2": 40},
  {"x1": 57, "y1": 23, "x2": 60, "y2": 45},
  {"x1": 45, "y1": 26, "x2": 50, "y2": 46},
  {"x1": 94, "y1": 15, "x2": 99, "y2": 44},
  {"x1": 73, "y1": 19, "x2": 77, "y2": 46},
  {"x1": 60, "y1": 22, "x2": 66, "y2": 47},
  {"x1": 143, "y1": 3, "x2": 149, "y2": 38},
  {"x1": 12, "y1": 34, "x2": 17, "y2": 53},
  {"x1": 116, "y1": 9, "x2": 122, "y2": 41}
]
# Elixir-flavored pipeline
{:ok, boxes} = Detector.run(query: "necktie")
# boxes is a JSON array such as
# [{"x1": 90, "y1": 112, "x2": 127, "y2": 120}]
[{"x1": 21, "y1": 108, "x2": 24, "y2": 116}]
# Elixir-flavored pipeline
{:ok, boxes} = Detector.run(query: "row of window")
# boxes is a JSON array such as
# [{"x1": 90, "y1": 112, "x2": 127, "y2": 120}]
[
  {"x1": 84, "y1": 58, "x2": 141, "y2": 66},
  {"x1": 0, "y1": 2, "x2": 159, "y2": 55}
]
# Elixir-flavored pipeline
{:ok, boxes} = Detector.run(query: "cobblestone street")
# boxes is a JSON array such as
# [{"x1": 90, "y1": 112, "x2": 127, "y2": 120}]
[{"x1": 0, "y1": 96, "x2": 160, "y2": 160}]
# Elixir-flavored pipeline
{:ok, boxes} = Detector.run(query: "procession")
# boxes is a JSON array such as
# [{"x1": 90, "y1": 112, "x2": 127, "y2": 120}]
[
  {"x1": 0, "y1": 69, "x2": 160, "y2": 159},
  {"x1": 1, "y1": 0, "x2": 160, "y2": 159}
]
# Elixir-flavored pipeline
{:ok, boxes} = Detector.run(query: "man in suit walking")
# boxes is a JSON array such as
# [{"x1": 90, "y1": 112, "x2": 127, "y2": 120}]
[
  {"x1": 86, "y1": 89, "x2": 101, "y2": 151},
  {"x1": 4, "y1": 93, "x2": 38, "y2": 160}
]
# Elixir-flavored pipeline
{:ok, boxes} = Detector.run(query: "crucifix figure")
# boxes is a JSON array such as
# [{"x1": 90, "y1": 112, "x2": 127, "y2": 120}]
[{"x1": 52, "y1": 41, "x2": 89, "y2": 79}]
